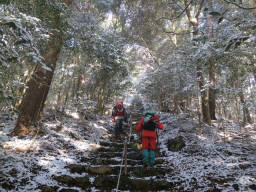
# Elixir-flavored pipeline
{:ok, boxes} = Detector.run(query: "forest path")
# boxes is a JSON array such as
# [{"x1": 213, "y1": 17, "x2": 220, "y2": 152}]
[{"x1": 53, "y1": 99, "x2": 174, "y2": 191}]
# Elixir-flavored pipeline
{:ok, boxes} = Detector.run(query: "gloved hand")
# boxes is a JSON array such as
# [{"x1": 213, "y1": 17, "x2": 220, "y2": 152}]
[{"x1": 151, "y1": 115, "x2": 160, "y2": 123}]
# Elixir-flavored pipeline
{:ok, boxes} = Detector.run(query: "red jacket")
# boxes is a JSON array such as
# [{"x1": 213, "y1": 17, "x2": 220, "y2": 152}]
[
  {"x1": 136, "y1": 116, "x2": 164, "y2": 138},
  {"x1": 111, "y1": 104, "x2": 128, "y2": 122}
]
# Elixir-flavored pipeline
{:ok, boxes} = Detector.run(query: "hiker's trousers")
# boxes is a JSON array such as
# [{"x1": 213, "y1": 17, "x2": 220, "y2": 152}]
[{"x1": 141, "y1": 136, "x2": 156, "y2": 151}]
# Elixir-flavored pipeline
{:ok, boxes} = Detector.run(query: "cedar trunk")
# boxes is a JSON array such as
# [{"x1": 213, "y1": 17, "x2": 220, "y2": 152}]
[
  {"x1": 239, "y1": 90, "x2": 252, "y2": 124},
  {"x1": 184, "y1": 0, "x2": 211, "y2": 125},
  {"x1": 197, "y1": 66, "x2": 211, "y2": 125},
  {"x1": 11, "y1": 0, "x2": 66, "y2": 136},
  {"x1": 12, "y1": 38, "x2": 62, "y2": 136},
  {"x1": 209, "y1": 57, "x2": 216, "y2": 120},
  {"x1": 207, "y1": 8, "x2": 217, "y2": 120}
]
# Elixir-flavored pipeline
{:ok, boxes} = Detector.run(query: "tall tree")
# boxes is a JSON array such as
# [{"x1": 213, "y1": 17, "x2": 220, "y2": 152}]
[
  {"x1": 184, "y1": 0, "x2": 211, "y2": 125},
  {"x1": 207, "y1": 0, "x2": 217, "y2": 120},
  {"x1": 12, "y1": 1, "x2": 68, "y2": 136}
]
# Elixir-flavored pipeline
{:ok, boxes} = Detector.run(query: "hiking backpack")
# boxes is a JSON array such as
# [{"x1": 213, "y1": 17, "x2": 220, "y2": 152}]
[{"x1": 142, "y1": 110, "x2": 159, "y2": 131}]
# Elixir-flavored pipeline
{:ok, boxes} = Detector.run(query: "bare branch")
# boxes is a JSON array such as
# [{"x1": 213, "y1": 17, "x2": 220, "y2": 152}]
[
  {"x1": 184, "y1": 0, "x2": 194, "y2": 22},
  {"x1": 162, "y1": 28, "x2": 190, "y2": 35},
  {"x1": 195, "y1": 0, "x2": 205, "y2": 19},
  {"x1": 156, "y1": 0, "x2": 193, "y2": 22}
]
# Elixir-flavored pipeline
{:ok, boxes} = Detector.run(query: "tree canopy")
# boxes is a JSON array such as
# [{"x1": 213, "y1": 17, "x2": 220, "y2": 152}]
[{"x1": 0, "y1": 0, "x2": 255, "y2": 131}]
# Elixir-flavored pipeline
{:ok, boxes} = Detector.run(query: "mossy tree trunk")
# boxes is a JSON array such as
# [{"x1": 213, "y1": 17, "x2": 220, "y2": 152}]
[{"x1": 12, "y1": 1, "x2": 64, "y2": 136}]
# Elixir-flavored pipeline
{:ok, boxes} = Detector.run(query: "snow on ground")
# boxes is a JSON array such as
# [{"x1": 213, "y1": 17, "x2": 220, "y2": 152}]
[
  {"x1": 0, "y1": 110, "x2": 112, "y2": 192},
  {"x1": 158, "y1": 112, "x2": 256, "y2": 192},
  {"x1": 0, "y1": 110, "x2": 256, "y2": 192}
]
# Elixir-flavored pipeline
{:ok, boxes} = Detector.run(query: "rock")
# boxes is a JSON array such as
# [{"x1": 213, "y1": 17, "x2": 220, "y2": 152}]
[
  {"x1": 59, "y1": 189, "x2": 79, "y2": 192},
  {"x1": 249, "y1": 184, "x2": 256, "y2": 190},
  {"x1": 2, "y1": 179, "x2": 16, "y2": 190},
  {"x1": 224, "y1": 150, "x2": 232, "y2": 155},
  {"x1": 66, "y1": 164, "x2": 86, "y2": 174},
  {"x1": 8, "y1": 168, "x2": 18, "y2": 177},
  {"x1": 73, "y1": 176, "x2": 91, "y2": 189},
  {"x1": 155, "y1": 158, "x2": 164, "y2": 165},
  {"x1": 167, "y1": 136, "x2": 185, "y2": 152},
  {"x1": 41, "y1": 142, "x2": 56, "y2": 152},
  {"x1": 53, "y1": 175, "x2": 90, "y2": 189},
  {"x1": 238, "y1": 163, "x2": 251, "y2": 170},
  {"x1": 232, "y1": 183, "x2": 239, "y2": 191},
  {"x1": 94, "y1": 176, "x2": 117, "y2": 188},
  {"x1": 38, "y1": 185, "x2": 59, "y2": 192},
  {"x1": 53, "y1": 175, "x2": 76, "y2": 186},
  {"x1": 31, "y1": 165, "x2": 43, "y2": 174}
]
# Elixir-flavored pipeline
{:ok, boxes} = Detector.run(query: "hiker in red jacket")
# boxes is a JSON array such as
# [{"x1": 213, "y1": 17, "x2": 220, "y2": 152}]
[
  {"x1": 136, "y1": 110, "x2": 164, "y2": 167},
  {"x1": 112, "y1": 101, "x2": 128, "y2": 139}
]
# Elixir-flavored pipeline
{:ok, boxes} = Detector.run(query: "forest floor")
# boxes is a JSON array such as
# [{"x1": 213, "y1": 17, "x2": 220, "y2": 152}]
[{"x1": 0, "y1": 103, "x2": 256, "y2": 192}]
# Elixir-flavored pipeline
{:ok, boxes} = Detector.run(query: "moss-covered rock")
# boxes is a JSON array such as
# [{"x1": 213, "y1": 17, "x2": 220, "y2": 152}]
[
  {"x1": 118, "y1": 176, "x2": 173, "y2": 191},
  {"x1": 53, "y1": 175, "x2": 76, "y2": 186},
  {"x1": 1, "y1": 180, "x2": 16, "y2": 190},
  {"x1": 53, "y1": 175, "x2": 90, "y2": 189},
  {"x1": 73, "y1": 177, "x2": 91, "y2": 189},
  {"x1": 66, "y1": 164, "x2": 86, "y2": 174},
  {"x1": 167, "y1": 136, "x2": 185, "y2": 152},
  {"x1": 66, "y1": 164, "x2": 112, "y2": 175},
  {"x1": 38, "y1": 185, "x2": 59, "y2": 192},
  {"x1": 87, "y1": 165, "x2": 112, "y2": 175},
  {"x1": 94, "y1": 176, "x2": 117, "y2": 188}
]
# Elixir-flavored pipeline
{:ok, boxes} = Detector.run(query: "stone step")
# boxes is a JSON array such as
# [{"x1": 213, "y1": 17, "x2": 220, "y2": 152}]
[
  {"x1": 80, "y1": 156, "x2": 165, "y2": 166},
  {"x1": 89, "y1": 151, "x2": 140, "y2": 160},
  {"x1": 95, "y1": 146, "x2": 126, "y2": 153},
  {"x1": 95, "y1": 145, "x2": 140, "y2": 153},
  {"x1": 65, "y1": 164, "x2": 170, "y2": 178},
  {"x1": 99, "y1": 141, "x2": 138, "y2": 148},
  {"x1": 87, "y1": 151, "x2": 137, "y2": 158},
  {"x1": 53, "y1": 174, "x2": 174, "y2": 191},
  {"x1": 88, "y1": 151, "x2": 164, "y2": 162},
  {"x1": 94, "y1": 175, "x2": 174, "y2": 191}
]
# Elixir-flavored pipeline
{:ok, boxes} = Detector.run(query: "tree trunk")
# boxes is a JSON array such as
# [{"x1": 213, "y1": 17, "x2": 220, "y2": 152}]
[
  {"x1": 239, "y1": 90, "x2": 252, "y2": 124},
  {"x1": 97, "y1": 86, "x2": 105, "y2": 114},
  {"x1": 12, "y1": 1, "x2": 63, "y2": 136},
  {"x1": 249, "y1": 0, "x2": 256, "y2": 16},
  {"x1": 209, "y1": 57, "x2": 216, "y2": 120},
  {"x1": 197, "y1": 66, "x2": 211, "y2": 124},
  {"x1": 184, "y1": 0, "x2": 211, "y2": 125},
  {"x1": 13, "y1": 36, "x2": 62, "y2": 136},
  {"x1": 56, "y1": 72, "x2": 65, "y2": 108},
  {"x1": 207, "y1": 5, "x2": 217, "y2": 120}
]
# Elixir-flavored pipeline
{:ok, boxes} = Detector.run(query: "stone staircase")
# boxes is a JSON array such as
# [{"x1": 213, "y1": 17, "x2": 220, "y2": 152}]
[{"x1": 53, "y1": 99, "x2": 173, "y2": 191}]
